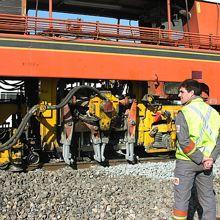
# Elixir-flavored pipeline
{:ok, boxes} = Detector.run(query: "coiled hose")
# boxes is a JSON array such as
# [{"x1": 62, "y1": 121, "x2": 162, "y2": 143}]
[{"x1": 0, "y1": 85, "x2": 106, "y2": 152}]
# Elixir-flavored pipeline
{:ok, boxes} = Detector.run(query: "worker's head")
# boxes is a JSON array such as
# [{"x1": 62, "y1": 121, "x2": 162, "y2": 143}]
[
  {"x1": 178, "y1": 79, "x2": 201, "y2": 104},
  {"x1": 200, "y1": 83, "x2": 209, "y2": 102}
]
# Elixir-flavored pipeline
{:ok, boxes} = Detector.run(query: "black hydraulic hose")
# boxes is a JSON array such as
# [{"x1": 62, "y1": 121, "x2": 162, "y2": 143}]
[
  {"x1": 0, "y1": 85, "x2": 23, "y2": 91},
  {"x1": 0, "y1": 80, "x2": 24, "y2": 86},
  {"x1": 0, "y1": 85, "x2": 106, "y2": 151},
  {"x1": 48, "y1": 85, "x2": 107, "y2": 110},
  {"x1": 0, "y1": 105, "x2": 39, "y2": 151}
]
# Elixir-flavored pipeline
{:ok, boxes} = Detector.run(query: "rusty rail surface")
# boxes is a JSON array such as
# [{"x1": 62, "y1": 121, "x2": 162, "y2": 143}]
[{"x1": 0, "y1": 13, "x2": 220, "y2": 51}]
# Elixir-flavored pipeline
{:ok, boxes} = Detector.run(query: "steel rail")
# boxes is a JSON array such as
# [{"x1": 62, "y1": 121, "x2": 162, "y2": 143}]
[{"x1": 27, "y1": 156, "x2": 175, "y2": 171}]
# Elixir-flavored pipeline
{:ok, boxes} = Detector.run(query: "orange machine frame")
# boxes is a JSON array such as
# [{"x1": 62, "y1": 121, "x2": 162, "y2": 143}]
[{"x1": 0, "y1": 0, "x2": 219, "y2": 103}]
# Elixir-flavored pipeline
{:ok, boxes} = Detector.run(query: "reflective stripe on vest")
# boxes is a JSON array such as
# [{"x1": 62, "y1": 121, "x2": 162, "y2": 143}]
[
  {"x1": 176, "y1": 97, "x2": 220, "y2": 159},
  {"x1": 188, "y1": 105, "x2": 217, "y2": 145}
]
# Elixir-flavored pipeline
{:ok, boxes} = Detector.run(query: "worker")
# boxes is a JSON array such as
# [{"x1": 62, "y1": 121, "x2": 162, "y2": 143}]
[
  {"x1": 188, "y1": 82, "x2": 210, "y2": 219},
  {"x1": 171, "y1": 79, "x2": 220, "y2": 220}
]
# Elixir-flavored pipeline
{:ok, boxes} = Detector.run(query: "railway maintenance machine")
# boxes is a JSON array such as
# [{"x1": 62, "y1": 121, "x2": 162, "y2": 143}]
[{"x1": 0, "y1": 0, "x2": 219, "y2": 170}]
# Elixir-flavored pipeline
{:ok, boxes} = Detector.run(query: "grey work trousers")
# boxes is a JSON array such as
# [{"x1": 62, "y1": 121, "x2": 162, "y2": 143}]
[{"x1": 174, "y1": 159, "x2": 215, "y2": 220}]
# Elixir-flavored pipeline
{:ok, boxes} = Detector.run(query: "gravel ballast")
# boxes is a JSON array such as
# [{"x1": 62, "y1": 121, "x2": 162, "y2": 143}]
[{"x1": 1, "y1": 159, "x2": 220, "y2": 220}]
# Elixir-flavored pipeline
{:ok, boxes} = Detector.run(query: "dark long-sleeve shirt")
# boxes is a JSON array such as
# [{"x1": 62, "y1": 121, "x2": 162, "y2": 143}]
[{"x1": 175, "y1": 111, "x2": 220, "y2": 164}]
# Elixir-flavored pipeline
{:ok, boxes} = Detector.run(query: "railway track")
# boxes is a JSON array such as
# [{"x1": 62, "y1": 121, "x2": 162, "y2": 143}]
[{"x1": 27, "y1": 156, "x2": 175, "y2": 171}]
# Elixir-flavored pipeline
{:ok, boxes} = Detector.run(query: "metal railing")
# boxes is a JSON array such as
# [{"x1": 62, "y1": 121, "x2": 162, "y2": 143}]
[{"x1": 0, "y1": 13, "x2": 220, "y2": 51}]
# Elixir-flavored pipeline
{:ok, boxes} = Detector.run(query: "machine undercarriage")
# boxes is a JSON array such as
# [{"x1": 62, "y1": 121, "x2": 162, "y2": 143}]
[{"x1": 0, "y1": 79, "x2": 181, "y2": 170}]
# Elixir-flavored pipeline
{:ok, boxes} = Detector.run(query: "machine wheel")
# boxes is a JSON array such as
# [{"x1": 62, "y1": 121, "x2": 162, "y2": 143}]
[
  {"x1": 27, "y1": 152, "x2": 40, "y2": 165},
  {"x1": 0, "y1": 162, "x2": 10, "y2": 170}
]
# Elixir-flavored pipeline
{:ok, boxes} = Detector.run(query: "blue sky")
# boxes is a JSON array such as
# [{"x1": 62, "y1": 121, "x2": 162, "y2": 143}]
[{"x1": 28, "y1": 10, "x2": 138, "y2": 26}]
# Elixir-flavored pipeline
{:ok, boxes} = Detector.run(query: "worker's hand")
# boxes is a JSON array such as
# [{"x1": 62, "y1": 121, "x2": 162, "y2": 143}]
[{"x1": 202, "y1": 157, "x2": 214, "y2": 170}]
